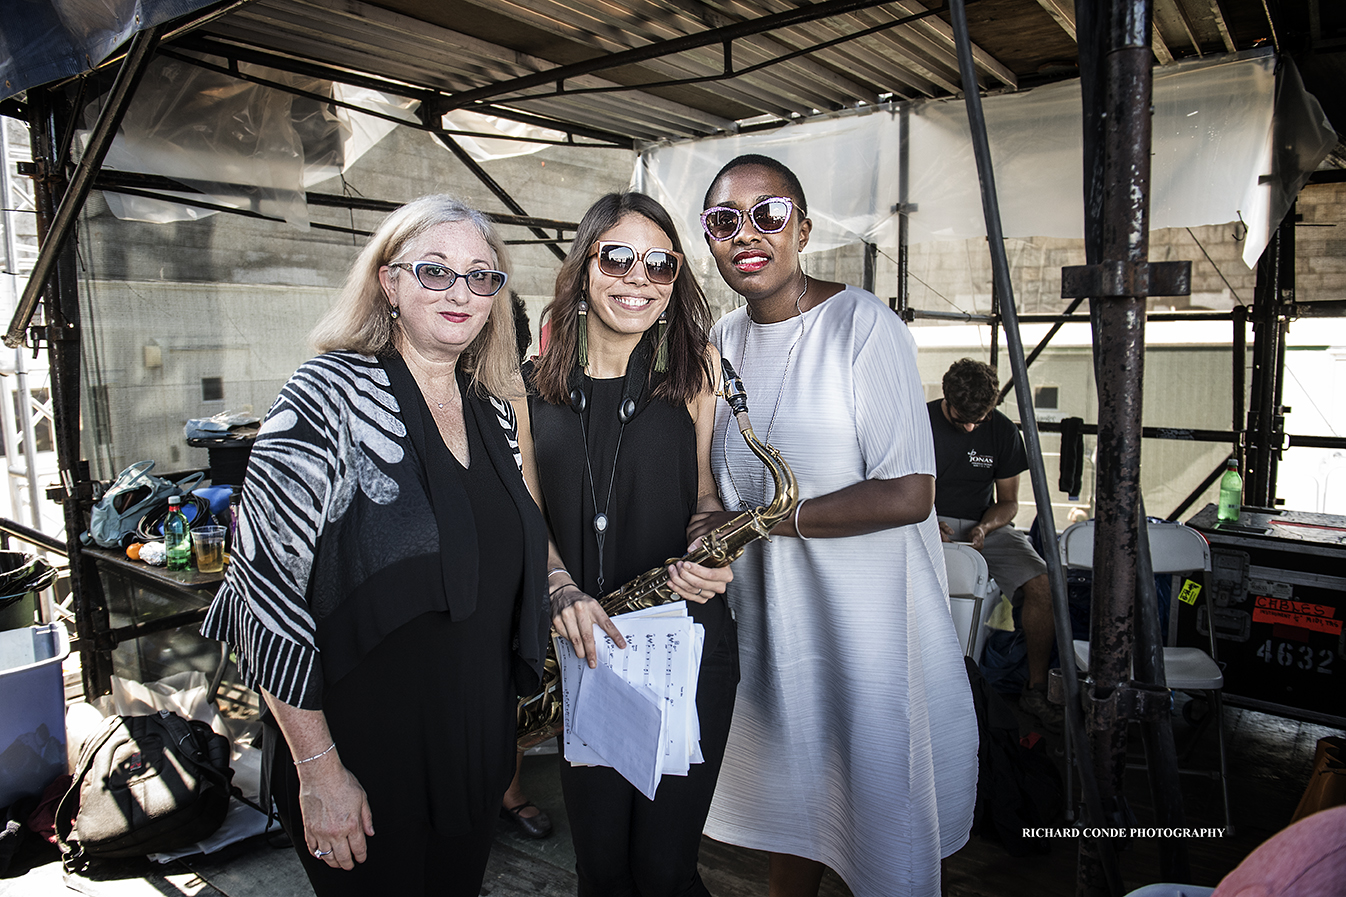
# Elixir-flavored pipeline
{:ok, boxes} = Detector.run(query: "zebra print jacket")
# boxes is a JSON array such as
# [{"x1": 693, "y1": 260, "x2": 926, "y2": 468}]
[{"x1": 201, "y1": 351, "x2": 550, "y2": 711}]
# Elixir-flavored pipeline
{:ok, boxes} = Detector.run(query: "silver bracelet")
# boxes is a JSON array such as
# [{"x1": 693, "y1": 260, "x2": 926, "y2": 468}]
[
  {"x1": 794, "y1": 499, "x2": 812, "y2": 541},
  {"x1": 294, "y1": 742, "x2": 336, "y2": 765},
  {"x1": 547, "y1": 567, "x2": 569, "y2": 579}
]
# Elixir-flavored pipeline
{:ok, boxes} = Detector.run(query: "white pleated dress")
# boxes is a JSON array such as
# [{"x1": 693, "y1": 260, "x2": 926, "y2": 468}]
[{"x1": 706, "y1": 287, "x2": 977, "y2": 897}]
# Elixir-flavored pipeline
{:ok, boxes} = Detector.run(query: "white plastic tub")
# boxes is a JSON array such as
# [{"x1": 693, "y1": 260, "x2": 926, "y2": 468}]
[{"x1": 0, "y1": 623, "x2": 70, "y2": 808}]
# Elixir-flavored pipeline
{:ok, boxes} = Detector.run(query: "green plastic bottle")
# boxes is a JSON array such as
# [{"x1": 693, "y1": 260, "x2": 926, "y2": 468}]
[
  {"x1": 1216, "y1": 458, "x2": 1242, "y2": 525},
  {"x1": 165, "y1": 496, "x2": 193, "y2": 571}
]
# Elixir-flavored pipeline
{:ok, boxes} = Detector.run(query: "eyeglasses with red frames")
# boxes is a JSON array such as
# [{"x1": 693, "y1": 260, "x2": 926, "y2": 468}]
[
  {"x1": 588, "y1": 241, "x2": 683, "y2": 285},
  {"x1": 700, "y1": 196, "x2": 795, "y2": 242},
  {"x1": 387, "y1": 261, "x2": 508, "y2": 296}
]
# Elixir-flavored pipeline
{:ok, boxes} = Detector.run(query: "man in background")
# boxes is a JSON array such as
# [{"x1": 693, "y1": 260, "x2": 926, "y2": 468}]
[{"x1": 929, "y1": 358, "x2": 1061, "y2": 731}]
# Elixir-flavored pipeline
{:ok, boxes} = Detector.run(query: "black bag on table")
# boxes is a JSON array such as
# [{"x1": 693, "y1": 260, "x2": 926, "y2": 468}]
[{"x1": 56, "y1": 710, "x2": 234, "y2": 869}]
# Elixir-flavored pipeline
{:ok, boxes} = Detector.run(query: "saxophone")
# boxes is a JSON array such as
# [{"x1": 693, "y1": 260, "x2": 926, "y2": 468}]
[{"x1": 517, "y1": 358, "x2": 799, "y2": 748}]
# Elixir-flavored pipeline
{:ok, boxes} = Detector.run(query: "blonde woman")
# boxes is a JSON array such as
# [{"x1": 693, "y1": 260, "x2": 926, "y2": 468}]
[{"x1": 202, "y1": 195, "x2": 550, "y2": 896}]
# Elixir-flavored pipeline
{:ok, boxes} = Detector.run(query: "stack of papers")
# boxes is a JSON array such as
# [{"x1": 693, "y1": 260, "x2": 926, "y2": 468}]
[{"x1": 557, "y1": 601, "x2": 705, "y2": 799}]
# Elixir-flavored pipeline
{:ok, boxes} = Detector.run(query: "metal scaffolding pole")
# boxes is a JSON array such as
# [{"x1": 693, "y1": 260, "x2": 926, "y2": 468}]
[
  {"x1": 949, "y1": 0, "x2": 1128, "y2": 889},
  {"x1": 5, "y1": 25, "x2": 163, "y2": 349},
  {"x1": 1246, "y1": 208, "x2": 1294, "y2": 508},
  {"x1": 1065, "y1": 0, "x2": 1192, "y2": 890},
  {"x1": 27, "y1": 85, "x2": 115, "y2": 696}
]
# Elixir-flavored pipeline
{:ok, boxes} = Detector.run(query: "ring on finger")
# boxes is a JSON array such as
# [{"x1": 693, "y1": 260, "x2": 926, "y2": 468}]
[{"x1": 314, "y1": 847, "x2": 333, "y2": 858}]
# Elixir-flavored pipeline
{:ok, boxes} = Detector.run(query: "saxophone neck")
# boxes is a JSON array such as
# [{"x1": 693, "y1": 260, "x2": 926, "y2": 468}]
[{"x1": 719, "y1": 359, "x2": 798, "y2": 527}]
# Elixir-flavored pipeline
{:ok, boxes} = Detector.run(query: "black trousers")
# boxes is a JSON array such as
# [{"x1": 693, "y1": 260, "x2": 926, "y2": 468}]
[
  {"x1": 272, "y1": 736, "x2": 496, "y2": 897},
  {"x1": 560, "y1": 622, "x2": 739, "y2": 897}
]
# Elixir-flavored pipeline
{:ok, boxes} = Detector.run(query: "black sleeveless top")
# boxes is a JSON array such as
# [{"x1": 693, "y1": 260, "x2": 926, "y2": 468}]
[{"x1": 529, "y1": 371, "x2": 730, "y2": 655}]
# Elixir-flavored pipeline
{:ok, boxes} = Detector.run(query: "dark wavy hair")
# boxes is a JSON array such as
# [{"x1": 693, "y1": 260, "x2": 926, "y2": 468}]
[
  {"x1": 942, "y1": 358, "x2": 999, "y2": 417},
  {"x1": 532, "y1": 192, "x2": 712, "y2": 407},
  {"x1": 703, "y1": 153, "x2": 808, "y2": 214}
]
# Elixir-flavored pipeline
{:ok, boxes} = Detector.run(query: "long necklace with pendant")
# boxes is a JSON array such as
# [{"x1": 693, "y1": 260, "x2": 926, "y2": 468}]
[{"x1": 577, "y1": 385, "x2": 637, "y2": 595}]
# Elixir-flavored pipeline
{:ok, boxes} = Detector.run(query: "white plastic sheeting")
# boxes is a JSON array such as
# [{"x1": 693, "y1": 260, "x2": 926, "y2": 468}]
[
  {"x1": 82, "y1": 55, "x2": 417, "y2": 226},
  {"x1": 439, "y1": 110, "x2": 562, "y2": 162},
  {"x1": 635, "y1": 53, "x2": 1336, "y2": 270},
  {"x1": 83, "y1": 60, "x2": 563, "y2": 225}
]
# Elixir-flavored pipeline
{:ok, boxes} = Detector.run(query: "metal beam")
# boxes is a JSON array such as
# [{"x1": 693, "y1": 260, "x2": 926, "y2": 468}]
[
  {"x1": 4, "y1": 26, "x2": 164, "y2": 349},
  {"x1": 164, "y1": 39, "x2": 638, "y2": 148},
  {"x1": 429, "y1": 126, "x2": 568, "y2": 264},
  {"x1": 430, "y1": 0, "x2": 963, "y2": 116},
  {"x1": 85, "y1": 173, "x2": 580, "y2": 240}
]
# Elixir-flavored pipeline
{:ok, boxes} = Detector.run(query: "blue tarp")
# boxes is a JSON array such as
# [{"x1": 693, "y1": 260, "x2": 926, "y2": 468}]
[{"x1": 0, "y1": 0, "x2": 215, "y2": 101}]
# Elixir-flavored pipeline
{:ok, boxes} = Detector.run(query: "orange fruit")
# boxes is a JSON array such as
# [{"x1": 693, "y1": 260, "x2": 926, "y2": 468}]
[{"x1": 126, "y1": 542, "x2": 144, "y2": 560}]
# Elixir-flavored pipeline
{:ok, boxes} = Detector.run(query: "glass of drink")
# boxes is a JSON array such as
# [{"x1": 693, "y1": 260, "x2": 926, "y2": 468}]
[{"x1": 192, "y1": 526, "x2": 226, "y2": 573}]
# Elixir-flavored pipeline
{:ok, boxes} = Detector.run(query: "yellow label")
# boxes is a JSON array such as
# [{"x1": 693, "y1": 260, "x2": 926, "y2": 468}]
[{"x1": 1178, "y1": 579, "x2": 1202, "y2": 606}]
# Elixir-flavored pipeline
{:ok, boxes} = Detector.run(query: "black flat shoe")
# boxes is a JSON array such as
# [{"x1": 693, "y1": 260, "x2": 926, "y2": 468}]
[{"x1": 500, "y1": 801, "x2": 553, "y2": 839}]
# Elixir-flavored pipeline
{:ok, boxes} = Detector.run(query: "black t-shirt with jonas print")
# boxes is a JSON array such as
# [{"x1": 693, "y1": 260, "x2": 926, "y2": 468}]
[{"x1": 927, "y1": 399, "x2": 1029, "y2": 520}]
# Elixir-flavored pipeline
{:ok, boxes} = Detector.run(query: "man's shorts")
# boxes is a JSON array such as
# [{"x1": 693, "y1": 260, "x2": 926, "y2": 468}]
[{"x1": 938, "y1": 516, "x2": 1048, "y2": 601}]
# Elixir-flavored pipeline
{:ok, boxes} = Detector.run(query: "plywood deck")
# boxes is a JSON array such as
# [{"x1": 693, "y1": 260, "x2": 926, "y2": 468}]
[{"x1": 4, "y1": 676, "x2": 1340, "y2": 896}]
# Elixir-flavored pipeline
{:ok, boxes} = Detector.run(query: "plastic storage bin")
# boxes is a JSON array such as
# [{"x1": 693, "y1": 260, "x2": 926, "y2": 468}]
[{"x1": 0, "y1": 623, "x2": 70, "y2": 809}]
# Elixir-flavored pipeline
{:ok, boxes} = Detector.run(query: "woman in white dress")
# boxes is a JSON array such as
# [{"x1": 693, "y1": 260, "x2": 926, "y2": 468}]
[{"x1": 688, "y1": 154, "x2": 977, "y2": 897}]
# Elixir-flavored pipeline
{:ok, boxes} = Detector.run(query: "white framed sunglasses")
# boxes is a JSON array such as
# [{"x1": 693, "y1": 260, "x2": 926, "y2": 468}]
[{"x1": 700, "y1": 196, "x2": 795, "y2": 241}]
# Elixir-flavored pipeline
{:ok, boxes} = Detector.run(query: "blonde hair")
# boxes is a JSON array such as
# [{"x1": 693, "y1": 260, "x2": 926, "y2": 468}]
[{"x1": 310, "y1": 194, "x2": 522, "y2": 398}]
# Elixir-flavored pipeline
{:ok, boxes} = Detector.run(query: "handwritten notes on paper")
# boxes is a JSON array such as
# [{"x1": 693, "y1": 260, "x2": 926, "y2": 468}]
[{"x1": 557, "y1": 601, "x2": 706, "y2": 799}]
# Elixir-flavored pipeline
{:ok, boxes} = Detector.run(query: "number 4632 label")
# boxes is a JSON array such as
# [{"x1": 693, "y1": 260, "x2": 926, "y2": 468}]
[{"x1": 1255, "y1": 639, "x2": 1335, "y2": 675}]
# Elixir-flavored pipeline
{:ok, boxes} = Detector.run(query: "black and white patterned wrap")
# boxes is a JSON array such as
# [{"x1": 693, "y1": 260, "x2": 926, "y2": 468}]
[{"x1": 200, "y1": 351, "x2": 522, "y2": 710}]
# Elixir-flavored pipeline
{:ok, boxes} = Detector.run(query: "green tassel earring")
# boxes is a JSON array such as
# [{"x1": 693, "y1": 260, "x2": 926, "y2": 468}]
[
  {"x1": 654, "y1": 311, "x2": 669, "y2": 373},
  {"x1": 577, "y1": 299, "x2": 589, "y2": 370}
]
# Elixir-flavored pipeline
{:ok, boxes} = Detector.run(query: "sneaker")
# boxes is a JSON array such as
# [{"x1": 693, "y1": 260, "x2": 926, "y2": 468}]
[{"x1": 1020, "y1": 684, "x2": 1065, "y2": 733}]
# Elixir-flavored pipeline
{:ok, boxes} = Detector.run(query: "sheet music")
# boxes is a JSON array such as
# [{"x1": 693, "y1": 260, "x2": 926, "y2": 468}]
[
  {"x1": 570, "y1": 660, "x2": 666, "y2": 800},
  {"x1": 558, "y1": 601, "x2": 707, "y2": 791}
]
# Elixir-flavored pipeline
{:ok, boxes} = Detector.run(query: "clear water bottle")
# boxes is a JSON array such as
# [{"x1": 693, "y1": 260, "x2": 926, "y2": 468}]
[
  {"x1": 1217, "y1": 457, "x2": 1242, "y2": 525},
  {"x1": 164, "y1": 496, "x2": 193, "y2": 571}
]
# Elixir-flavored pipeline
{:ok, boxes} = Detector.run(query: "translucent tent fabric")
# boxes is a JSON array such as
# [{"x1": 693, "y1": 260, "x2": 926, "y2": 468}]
[
  {"x1": 0, "y1": 0, "x2": 214, "y2": 102},
  {"x1": 635, "y1": 53, "x2": 1337, "y2": 270},
  {"x1": 78, "y1": 57, "x2": 420, "y2": 226},
  {"x1": 79, "y1": 59, "x2": 556, "y2": 226}
]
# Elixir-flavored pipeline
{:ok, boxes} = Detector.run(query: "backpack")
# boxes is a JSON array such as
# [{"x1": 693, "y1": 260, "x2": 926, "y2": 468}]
[
  {"x1": 965, "y1": 657, "x2": 1064, "y2": 856},
  {"x1": 81, "y1": 461, "x2": 203, "y2": 549},
  {"x1": 56, "y1": 710, "x2": 233, "y2": 869}
]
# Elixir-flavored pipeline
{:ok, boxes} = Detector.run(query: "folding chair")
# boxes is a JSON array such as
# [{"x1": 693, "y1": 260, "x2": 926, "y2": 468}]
[
  {"x1": 943, "y1": 541, "x2": 994, "y2": 659},
  {"x1": 1059, "y1": 519, "x2": 1233, "y2": 833}
]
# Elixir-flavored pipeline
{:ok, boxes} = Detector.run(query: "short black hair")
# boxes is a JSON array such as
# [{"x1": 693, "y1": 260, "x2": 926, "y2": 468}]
[
  {"x1": 703, "y1": 153, "x2": 808, "y2": 215},
  {"x1": 942, "y1": 358, "x2": 998, "y2": 417}
]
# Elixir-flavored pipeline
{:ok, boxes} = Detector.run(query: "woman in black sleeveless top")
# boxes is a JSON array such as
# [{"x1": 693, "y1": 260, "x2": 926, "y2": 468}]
[{"x1": 518, "y1": 192, "x2": 738, "y2": 897}]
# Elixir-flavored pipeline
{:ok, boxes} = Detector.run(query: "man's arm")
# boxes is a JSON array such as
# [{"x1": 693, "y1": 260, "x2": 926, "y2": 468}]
[{"x1": 967, "y1": 474, "x2": 1021, "y2": 550}]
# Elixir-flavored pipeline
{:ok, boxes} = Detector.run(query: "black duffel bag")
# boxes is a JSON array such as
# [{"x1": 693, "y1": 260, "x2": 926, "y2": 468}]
[{"x1": 56, "y1": 709, "x2": 234, "y2": 869}]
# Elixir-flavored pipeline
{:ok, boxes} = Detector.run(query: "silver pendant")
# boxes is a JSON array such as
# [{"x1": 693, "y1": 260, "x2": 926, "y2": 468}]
[{"x1": 593, "y1": 513, "x2": 609, "y2": 534}]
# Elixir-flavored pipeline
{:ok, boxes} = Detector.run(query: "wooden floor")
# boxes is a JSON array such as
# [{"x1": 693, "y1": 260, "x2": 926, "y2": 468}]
[{"x1": 14, "y1": 657, "x2": 1341, "y2": 897}]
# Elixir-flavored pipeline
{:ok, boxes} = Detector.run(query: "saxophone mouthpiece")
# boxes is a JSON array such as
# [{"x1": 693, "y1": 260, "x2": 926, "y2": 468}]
[{"x1": 720, "y1": 359, "x2": 749, "y2": 416}]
